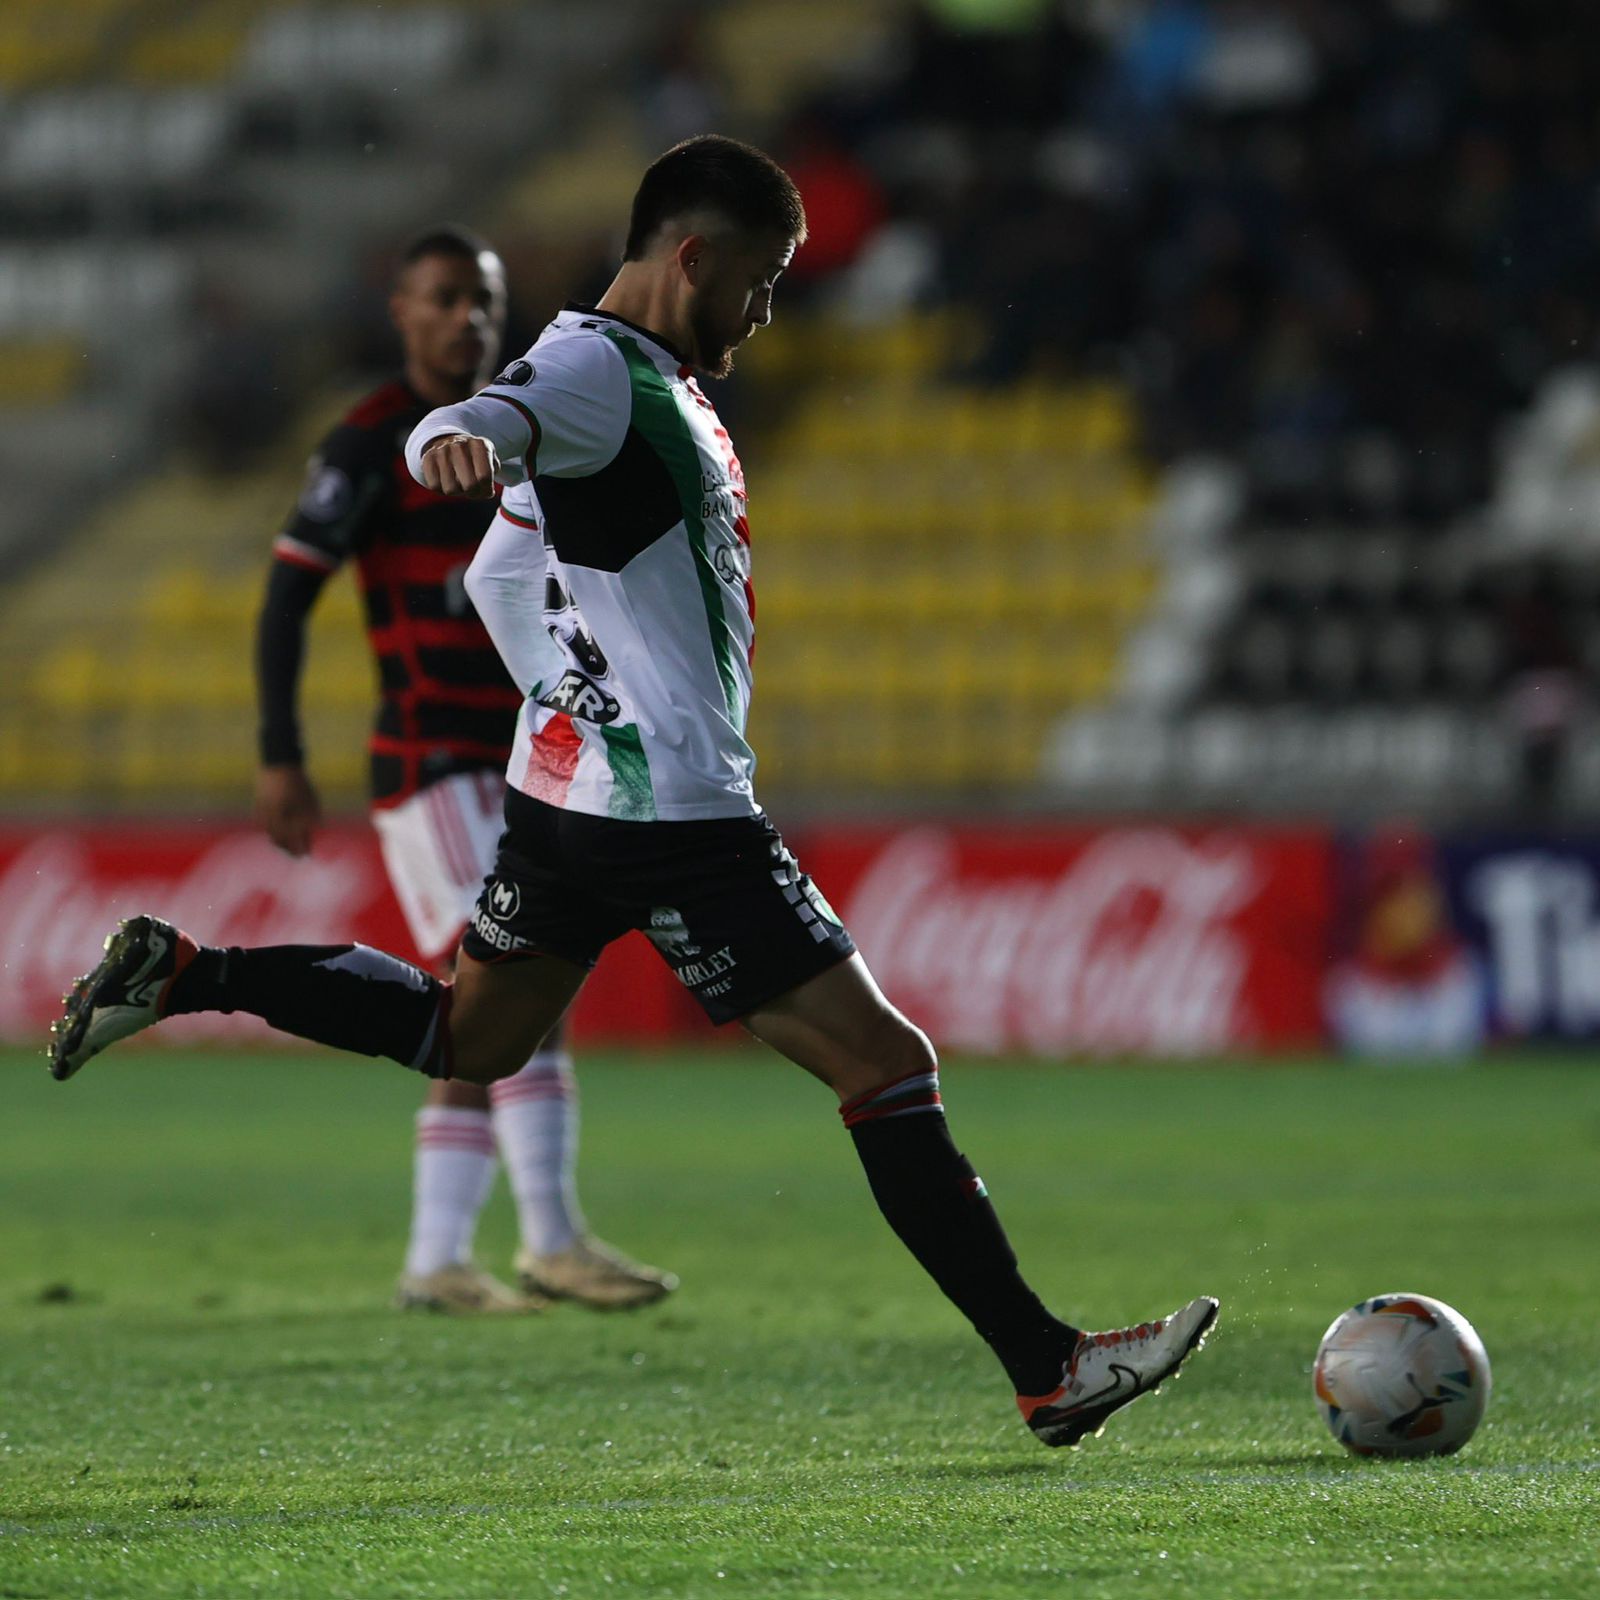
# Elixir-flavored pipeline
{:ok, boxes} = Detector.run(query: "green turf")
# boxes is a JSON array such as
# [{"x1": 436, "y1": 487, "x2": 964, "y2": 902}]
[{"x1": 1, "y1": 1048, "x2": 1598, "y2": 1599}]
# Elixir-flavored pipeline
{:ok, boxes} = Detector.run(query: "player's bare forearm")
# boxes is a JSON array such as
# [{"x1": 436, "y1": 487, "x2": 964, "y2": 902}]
[
  {"x1": 420, "y1": 434, "x2": 499, "y2": 499},
  {"x1": 254, "y1": 762, "x2": 321, "y2": 858}
]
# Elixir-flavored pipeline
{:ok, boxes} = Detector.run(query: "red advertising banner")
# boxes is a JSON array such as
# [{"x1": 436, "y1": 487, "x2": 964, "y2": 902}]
[
  {"x1": 0, "y1": 820, "x2": 1335, "y2": 1056},
  {"x1": 800, "y1": 824, "x2": 1334, "y2": 1055},
  {"x1": 0, "y1": 823, "x2": 704, "y2": 1050}
]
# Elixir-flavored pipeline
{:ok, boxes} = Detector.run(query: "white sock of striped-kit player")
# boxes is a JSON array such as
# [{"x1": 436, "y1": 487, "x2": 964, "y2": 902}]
[
  {"x1": 404, "y1": 1106, "x2": 497, "y2": 1276},
  {"x1": 490, "y1": 1048, "x2": 584, "y2": 1257},
  {"x1": 403, "y1": 1052, "x2": 582, "y2": 1274},
  {"x1": 167, "y1": 942, "x2": 1080, "y2": 1392}
]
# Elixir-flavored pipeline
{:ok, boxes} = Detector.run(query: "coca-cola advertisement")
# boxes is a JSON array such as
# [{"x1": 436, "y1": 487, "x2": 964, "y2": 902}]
[
  {"x1": 801, "y1": 824, "x2": 1335, "y2": 1055},
  {"x1": 0, "y1": 819, "x2": 1334, "y2": 1057}
]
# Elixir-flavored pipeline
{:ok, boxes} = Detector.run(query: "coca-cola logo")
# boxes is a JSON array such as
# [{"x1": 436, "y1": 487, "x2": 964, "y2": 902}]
[
  {"x1": 842, "y1": 828, "x2": 1263, "y2": 1054},
  {"x1": 0, "y1": 830, "x2": 390, "y2": 1041}
]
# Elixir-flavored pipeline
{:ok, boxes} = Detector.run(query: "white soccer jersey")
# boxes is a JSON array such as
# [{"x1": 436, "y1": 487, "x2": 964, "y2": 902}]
[{"x1": 408, "y1": 307, "x2": 756, "y2": 822}]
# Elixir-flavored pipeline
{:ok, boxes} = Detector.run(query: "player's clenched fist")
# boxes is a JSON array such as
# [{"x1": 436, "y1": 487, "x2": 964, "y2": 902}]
[{"x1": 420, "y1": 434, "x2": 499, "y2": 498}]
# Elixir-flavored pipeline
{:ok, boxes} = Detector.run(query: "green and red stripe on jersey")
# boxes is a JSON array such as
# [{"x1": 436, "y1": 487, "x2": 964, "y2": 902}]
[{"x1": 522, "y1": 710, "x2": 583, "y2": 806}]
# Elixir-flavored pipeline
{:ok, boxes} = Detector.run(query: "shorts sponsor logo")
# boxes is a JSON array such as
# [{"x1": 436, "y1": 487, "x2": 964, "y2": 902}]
[
  {"x1": 470, "y1": 905, "x2": 528, "y2": 953},
  {"x1": 538, "y1": 670, "x2": 620, "y2": 725},
  {"x1": 486, "y1": 879, "x2": 521, "y2": 921},
  {"x1": 644, "y1": 906, "x2": 700, "y2": 959},
  {"x1": 675, "y1": 945, "x2": 737, "y2": 989},
  {"x1": 494, "y1": 359, "x2": 535, "y2": 386}
]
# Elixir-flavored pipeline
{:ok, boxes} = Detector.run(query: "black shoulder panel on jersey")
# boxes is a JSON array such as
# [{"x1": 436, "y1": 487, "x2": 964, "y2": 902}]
[{"x1": 535, "y1": 424, "x2": 682, "y2": 572}]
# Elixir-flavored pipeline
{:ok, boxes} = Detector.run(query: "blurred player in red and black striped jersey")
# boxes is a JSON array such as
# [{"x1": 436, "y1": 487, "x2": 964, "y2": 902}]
[{"x1": 254, "y1": 227, "x2": 674, "y2": 1313}]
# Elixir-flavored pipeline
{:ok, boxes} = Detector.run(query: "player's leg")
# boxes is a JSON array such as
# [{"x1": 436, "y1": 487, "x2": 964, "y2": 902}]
[
  {"x1": 396, "y1": 1072, "x2": 536, "y2": 1313},
  {"x1": 745, "y1": 950, "x2": 1218, "y2": 1447},
  {"x1": 743, "y1": 954, "x2": 1085, "y2": 1390},
  {"x1": 415, "y1": 773, "x2": 674, "y2": 1309},
  {"x1": 606, "y1": 811, "x2": 1216, "y2": 1448},
  {"x1": 493, "y1": 1011, "x2": 677, "y2": 1309},
  {"x1": 375, "y1": 777, "x2": 536, "y2": 1313},
  {"x1": 47, "y1": 910, "x2": 585, "y2": 1085},
  {"x1": 49, "y1": 785, "x2": 598, "y2": 1085}
]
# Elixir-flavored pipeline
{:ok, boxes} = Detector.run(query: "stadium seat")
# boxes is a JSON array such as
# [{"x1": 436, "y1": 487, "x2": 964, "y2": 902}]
[{"x1": 742, "y1": 314, "x2": 1160, "y2": 794}]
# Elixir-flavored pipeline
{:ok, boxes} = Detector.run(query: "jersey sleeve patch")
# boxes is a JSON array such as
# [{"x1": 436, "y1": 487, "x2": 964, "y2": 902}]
[
  {"x1": 296, "y1": 461, "x2": 355, "y2": 524},
  {"x1": 480, "y1": 332, "x2": 630, "y2": 481},
  {"x1": 277, "y1": 421, "x2": 388, "y2": 567}
]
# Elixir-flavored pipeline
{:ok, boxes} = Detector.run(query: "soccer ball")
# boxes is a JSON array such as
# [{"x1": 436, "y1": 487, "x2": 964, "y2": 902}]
[{"x1": 1313, "y1": 1293, "x2": 1491, "y2": 1457}]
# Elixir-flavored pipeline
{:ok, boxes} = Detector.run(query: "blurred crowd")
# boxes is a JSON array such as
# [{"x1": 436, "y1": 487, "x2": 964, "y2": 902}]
[
  {"x1": 759, "y1": 0, "x2": 1600, "y2": 525},
  {"x1": 309, "y1": 0, "x2": 1600, "y2": 533}
]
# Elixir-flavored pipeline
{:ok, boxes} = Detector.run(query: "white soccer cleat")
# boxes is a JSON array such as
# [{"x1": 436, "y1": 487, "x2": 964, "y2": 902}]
[
  {"x1": 48, "y1": 914, "x2": 198, "y2": 1081},
  {"x1": 1018, "y1": 1295, "x2": 1220, "y2": 1448},
  {"x1": 393, "y1": 1262, "x2": 546, "y2": 1315},
  {"x1": 514, "y1": 1235, "x2": 678, "y2": 1310}
]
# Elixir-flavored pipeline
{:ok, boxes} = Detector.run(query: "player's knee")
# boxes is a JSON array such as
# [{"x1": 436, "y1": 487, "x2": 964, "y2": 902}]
[
  {"x1": 834, "y1": 1013, "x2": 937, "y2": 1098},
  {"x1": 877, "y1": 1016, "x2": 937, "y2": 1083},
  {"x1": 441, "y1": 990, "x2": 530, "y2": 1086}
]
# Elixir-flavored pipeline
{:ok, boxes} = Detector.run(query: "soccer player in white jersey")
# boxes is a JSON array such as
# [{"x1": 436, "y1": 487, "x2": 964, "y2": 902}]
[
  {"x1": 254, "y1": 226, "x2": 673, "y2": 1314},
  {"x1": 51, "y1": 137, "x2": 1217, "y2": 1448}
]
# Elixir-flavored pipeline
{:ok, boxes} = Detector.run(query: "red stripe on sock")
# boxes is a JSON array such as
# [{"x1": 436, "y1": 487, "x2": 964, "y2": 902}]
[
  {"x1": 837, "y1": 1068, "x2": 941, "y2": 1123},
  {"x1": 841, "y1": 1091, "x2": 943, "y2": 1130},
  {"x1": 155, "y1": 931, "x2": 199, "y2": 1017},
  {"x1": 489, "y1": 1079, "x2": 572, "y2": 1105}
]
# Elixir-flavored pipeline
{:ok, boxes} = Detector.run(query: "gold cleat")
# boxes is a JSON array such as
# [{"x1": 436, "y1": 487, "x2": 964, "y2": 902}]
[
  {"x1": 515, "y1": 1236, "x2": 678, "y2": 1311},
  {"x1": 393, "y1": 1262, "x2": 547, "y2": 1315}
]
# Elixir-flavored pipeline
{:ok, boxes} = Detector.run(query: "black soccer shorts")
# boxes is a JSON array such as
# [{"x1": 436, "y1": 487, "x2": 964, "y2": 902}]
[{"x1": 460, "y1": 787, "x2": 856, "y2": 1024}]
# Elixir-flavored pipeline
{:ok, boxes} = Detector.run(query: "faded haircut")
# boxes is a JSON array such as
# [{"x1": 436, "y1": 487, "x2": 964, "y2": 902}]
[{"x1": 623, "y1": 135, "x2": 807, "y2": 260}]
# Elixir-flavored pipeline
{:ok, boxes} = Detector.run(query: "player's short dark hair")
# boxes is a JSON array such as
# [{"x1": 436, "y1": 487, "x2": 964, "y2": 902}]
[
  {"x1": 623, "y1": 135, "x2": 807, "y2": 260},
  {"x1": 395, "y1": 224, "x2": 497, "y2": 281}
]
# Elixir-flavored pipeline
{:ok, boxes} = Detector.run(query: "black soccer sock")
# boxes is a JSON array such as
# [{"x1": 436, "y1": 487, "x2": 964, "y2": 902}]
[
  {"x1": 842, "y1": 1069, "x2": 1080, "y2": 1396},
  {"x1": 166, "y1": 943, "x2": 452, "y2": 1077}
]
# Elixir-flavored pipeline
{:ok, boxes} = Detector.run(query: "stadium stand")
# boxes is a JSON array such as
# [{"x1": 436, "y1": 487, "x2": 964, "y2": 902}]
[
  {"x1": 0, "y1": 0, "x2": 669, "y2": 807},
  {"x1": 743, "y1": 313, "x2": 1157, "y2": 793},
  {"x1": 6, "y1": 0, "x2": 1600, "y2": 820}
]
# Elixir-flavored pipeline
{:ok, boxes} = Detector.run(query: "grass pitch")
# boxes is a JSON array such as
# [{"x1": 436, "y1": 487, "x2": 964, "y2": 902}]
[{"x1": 2, "y1": 1047, "x2": 1597, "y2": 1599}]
